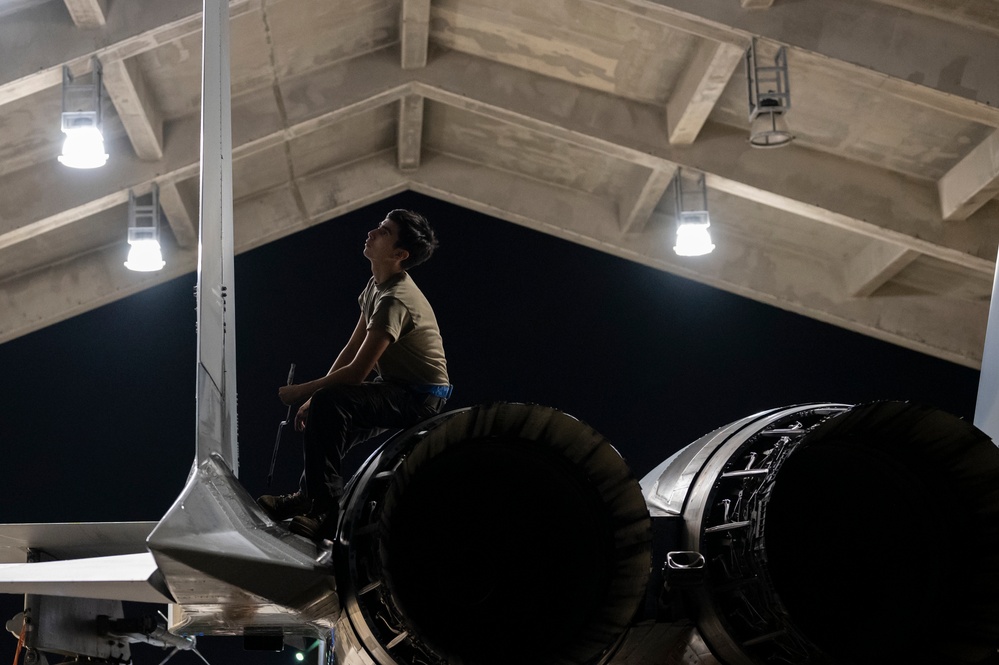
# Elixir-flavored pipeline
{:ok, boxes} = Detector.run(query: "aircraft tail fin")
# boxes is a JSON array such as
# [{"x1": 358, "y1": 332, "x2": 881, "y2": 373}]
[{"x1": 193, "y1": 0, "x2": 237, "y2": 475}]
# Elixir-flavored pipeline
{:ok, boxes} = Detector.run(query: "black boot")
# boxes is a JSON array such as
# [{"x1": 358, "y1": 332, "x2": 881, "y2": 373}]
[
  {"x1": 290, "y1": 501, "x2": 340, "y2": 541},
  {"x1": 257, "y1": 491, "x2": 312, "y2": 521}
]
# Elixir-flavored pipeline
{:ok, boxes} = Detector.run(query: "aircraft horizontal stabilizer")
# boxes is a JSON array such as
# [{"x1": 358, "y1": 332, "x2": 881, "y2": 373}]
[
  {"x1": 0, "y1": 552, "x2": 172, "y2": 604},
  {"x1": 0, "y1": 521, "x2": 157, "y2": 564}
]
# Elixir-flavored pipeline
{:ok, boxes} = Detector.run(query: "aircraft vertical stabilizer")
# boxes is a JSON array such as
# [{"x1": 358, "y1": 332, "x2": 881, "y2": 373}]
[
  {"x1": 147, "y1": 0, "x2": 339, "y2": 636},
  {"x1": 193, "y1": 0, "x2": 238, "y2": 474}
]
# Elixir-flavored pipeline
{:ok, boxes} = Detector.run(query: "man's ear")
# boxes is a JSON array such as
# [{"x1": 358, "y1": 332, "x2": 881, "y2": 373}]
[{"x1": 394, "y1": 247, "x2": 410, "y2": 264}]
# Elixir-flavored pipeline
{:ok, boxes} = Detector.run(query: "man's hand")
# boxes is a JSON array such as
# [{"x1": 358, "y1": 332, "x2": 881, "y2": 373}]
[
  {"x1": 279, "y1": 382, "x2": 312, "y2": 405},
  {"x1": 294, "y1": 398, "x2": 311, "y2": 432}
]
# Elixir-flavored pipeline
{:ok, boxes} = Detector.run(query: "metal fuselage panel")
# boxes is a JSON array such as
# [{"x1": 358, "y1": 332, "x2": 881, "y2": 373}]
[{"x1": 147, "y1": 454, "x2": 339, "y2": 637}]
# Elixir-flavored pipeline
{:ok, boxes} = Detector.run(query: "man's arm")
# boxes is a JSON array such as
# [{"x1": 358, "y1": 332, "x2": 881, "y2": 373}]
[
  {"x1": 278, "y1": 314, "x2": 392, "y2": 406},
  {"x1": 327, "y1": 314, "x2": 367, "y2": 375}
]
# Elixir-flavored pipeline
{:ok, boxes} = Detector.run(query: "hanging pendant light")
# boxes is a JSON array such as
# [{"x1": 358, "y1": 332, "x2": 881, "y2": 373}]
[
  {"x1": 672, "y1": 169, "x2": 715, "y2": 257},
  {"x1": 125, "y1": 185, "x2": 166, "y2": 272},
  {"x1": 58, "y1": 58, "x2": 109, "y2": 168},
  {"x1": 747, "y1": 39, "x2": 794, "y2": 149}
]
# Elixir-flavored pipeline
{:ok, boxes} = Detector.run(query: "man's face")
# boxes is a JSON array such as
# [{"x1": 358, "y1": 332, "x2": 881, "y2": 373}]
[{"x1": 363, "y1": 218, "x2": 402, "y2": 262}]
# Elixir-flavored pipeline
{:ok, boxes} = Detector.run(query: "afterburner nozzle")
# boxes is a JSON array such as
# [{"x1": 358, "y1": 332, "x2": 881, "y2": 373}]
[
  {"x1": 643, "y1": 401, "x2": 999, "y2": 665},
  {"x1": 335, "y1": 403, "x2": 652, "y2": 665}
]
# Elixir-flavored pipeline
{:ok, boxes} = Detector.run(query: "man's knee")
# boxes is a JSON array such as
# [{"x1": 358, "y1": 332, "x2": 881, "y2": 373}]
[
  {"x1": 310, "y1": 384, "x2": 366, "y2": 416},
  {"x1": 311, "y1": 383, "x2": 357, "y2": 405},
  {"x1": 305, "y1": 386, "x2": 358, "y2": 435}
]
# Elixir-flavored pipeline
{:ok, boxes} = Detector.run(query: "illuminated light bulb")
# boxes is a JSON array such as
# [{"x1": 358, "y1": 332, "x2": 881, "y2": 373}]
[
  {"x1": 124, "y1": 238, "x2": 165, "y2": 272},
  {"x1": 673, "y1": 211, "x2": 715, "y2": 257},
  {"x1": 58, "y1": 124, "x2": 109, "y2": 169}
]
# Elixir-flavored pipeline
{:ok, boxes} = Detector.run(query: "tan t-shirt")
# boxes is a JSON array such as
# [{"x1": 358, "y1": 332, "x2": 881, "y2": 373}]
[{"x1": 359, "y1": 272, "x2": 449, "y2": 386}]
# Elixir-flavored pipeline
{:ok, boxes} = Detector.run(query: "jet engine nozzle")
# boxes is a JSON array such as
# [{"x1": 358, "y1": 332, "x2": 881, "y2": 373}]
[
  {"x1": 643, "y1": 401, "x2": 999, "y2": 665},
  {"x1": 334, "y1": 403, "x2": 653, "y2": 665}
]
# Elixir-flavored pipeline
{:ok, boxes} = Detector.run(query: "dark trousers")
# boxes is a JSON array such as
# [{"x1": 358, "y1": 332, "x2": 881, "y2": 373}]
[{"x1": 301, "y1": 381, "x2": 445, "y2": 510}]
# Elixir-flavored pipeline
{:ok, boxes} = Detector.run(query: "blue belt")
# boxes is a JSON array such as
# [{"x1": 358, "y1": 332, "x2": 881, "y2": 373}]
[{"x1": 413, "y1": 384, "x2": 453, "y2": 399}]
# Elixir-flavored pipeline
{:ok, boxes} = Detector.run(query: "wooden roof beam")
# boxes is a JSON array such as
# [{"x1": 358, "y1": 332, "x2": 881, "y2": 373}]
[
  {"x1": 100, "y1": 57, "x2": 164, "y2": 161},
  {"x1": 843, "y1": 240, "x2": 920, "y2": 298},
  {"x1": 666, "y1": 39, "x2": 745, "y2": 144},
  {"x1": 0, "y1": 0, "x2": 251, "y2": 106},
  {"x1": 400, "y1": 0, "x2": 431, "y2": 70},
  {"x1": 63, "y1": 0, "x2": 107, "y2": 28},
  {"x1": 938, "y1": 129, "x2": 999, "y2": 221},
  {"x1": 397, "y1": 94, "x2": 425, "y2": 171}
]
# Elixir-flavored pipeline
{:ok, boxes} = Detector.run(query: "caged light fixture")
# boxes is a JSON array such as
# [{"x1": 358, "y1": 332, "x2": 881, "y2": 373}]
[
  {"x1": 746, "y1": 38, "x2": 793, "y2": 149},
  {"x1": 124, "y1": 184, "x2": 166, "y2": 272},
  {"x1": 671, "y1": 169, "x2": 715, "y2": 257},
  {"x1": 58, "y1": 57, "x2": 109, "y2": 168}
]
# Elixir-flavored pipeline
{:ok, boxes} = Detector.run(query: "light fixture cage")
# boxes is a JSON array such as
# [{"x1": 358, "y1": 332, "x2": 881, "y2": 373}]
[
  {"x1": 747, "y1": 39, "x2": 790, "y2": 120},
  {"x1": 59, "y1": 57, "x2": 109, "y2": 168},
  {"x1": 746, "y1": 39, "x2": 794, "y2": 148},
  {"x1": 672, "y1": 169, "x2": 715, "y2": 257},
  {"x1": 62, "y1": 58, "x2": 104, "y2": 125},
  {"x1": 125, "y1": 184, "x2": 166, "y2": 272}
]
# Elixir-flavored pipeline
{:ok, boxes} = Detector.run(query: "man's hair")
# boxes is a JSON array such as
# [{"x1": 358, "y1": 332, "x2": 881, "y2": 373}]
[{"x1": 388, "y1": 209, "x2": 438, "y2": 270}]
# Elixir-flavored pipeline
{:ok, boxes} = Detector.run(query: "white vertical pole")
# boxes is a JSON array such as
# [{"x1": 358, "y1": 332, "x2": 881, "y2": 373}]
[
  {"x1": 975, "y1": 259, "x2": 999, "y2": 442},
  {"x1": 194, "y1": 0, "x2": 238, "y2": 473}
]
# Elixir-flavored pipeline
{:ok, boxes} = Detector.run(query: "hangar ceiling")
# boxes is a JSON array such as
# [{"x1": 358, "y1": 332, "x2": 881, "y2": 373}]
[{"x1": 1, "y1": 0, "x2": 997, "y2": 367}]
